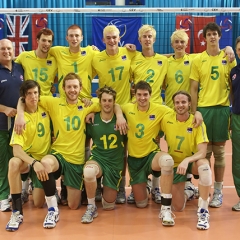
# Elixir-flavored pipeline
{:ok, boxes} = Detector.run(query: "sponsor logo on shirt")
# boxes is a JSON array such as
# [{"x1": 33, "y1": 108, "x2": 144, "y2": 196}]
[
  {"x1": 78, "y1": 106, "x2": 83, "y2": 111},
  {"x1": 41, "y1": 112, "x2": 47, "y2": 118},
  {"x1": 232, "y1": 73, "x2": 236, "y2": 81},
  {"x1": 20, "y1": 75, "x2": 24, "y2": 81},
  {"x1": 129, "y1": 112, "x2": 135, "y2": 115},
  {"x1": 121, "y1": 55, "x2": 127, "y2": 61},
  {"x1": 99, "y1": 59, "x2": 106, "y2": 62},
  {"x1": 157, "y1": 60, "x2": 162, "y2": 66},
  {"x1": 187, "y1": 127, "x2": 192, "y2": 133},
  {"x1": 1, "y1": 79, "x2": 7, "y2": 83},
  {"x1": 136, "y1": 61, "x2": 142, "y2": 65},
  {"x1": 81, "y1": 51, "x2": 86, "y2": 56},
  {"x1": 61, "y1": 51, "x2": 68, "y2": 55},
  {"x1": 167, "y1": 121, "x2": 173, "y2": 124},
  {"x1": 202, "y1": 60, "x2": 207, "y2": 63},
  {"x1": 222, "y1": 60, "x2": 227, "y2": 65},
  {"x1": 149, "y1": 114, "x2": 155, "y2": 120},
  {"x1": 47, "y1": 60, "x2": 52, "y2": 66},
  {"x1": 184, "y1": 61, "x2": 189, "y2": 65}
]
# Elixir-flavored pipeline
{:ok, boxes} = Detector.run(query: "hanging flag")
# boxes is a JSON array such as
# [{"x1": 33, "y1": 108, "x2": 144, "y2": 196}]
[
  {"x1": 92, "y1": 17, "x2": 142, "y2": 51},
  {"x1": 32, "y1": 14, "x2": 48, "y2": 50},
  {"x1": 175, "y1": 15, "x2": 192, "y2": 53},
  {"x1": 0, "y1": 14, "x2": 5, "y2": 40},
  {"x1": 216, "y1": 15, "x2": 232, "y2": 49},
  {"x1": 6, "y1": 14, "x2": 30, "y2": 57},
  {"x1": 193, "y1": 16, "x2": 216, "y2": 53}
]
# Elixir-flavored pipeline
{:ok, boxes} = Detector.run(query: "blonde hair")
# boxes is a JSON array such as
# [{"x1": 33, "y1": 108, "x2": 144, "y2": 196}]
[
  {"x1": 138, "y1": 25, "x2": 156, "y2": 39},
  {"x1": 170, "y1": 29, "x2": 189, "y2": 44},
  {"x1": 103, "y1": 25, "x2": 120, "y2": 37}
]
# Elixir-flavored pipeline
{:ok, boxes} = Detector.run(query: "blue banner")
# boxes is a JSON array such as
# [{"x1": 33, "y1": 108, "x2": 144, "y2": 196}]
[
  {"x1": 216, "y1": 16, "x2": 232, "y2": 49},
  {"x1": 0, "y1": 14, "x2": 5, "y2": 40},
  {"x1": 92, "y1": 17, "x2": 142, "y2": 51}
]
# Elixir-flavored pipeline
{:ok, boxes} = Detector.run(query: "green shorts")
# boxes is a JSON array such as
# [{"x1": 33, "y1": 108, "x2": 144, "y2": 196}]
[
  {"x1": 51, "y1": 150, "x2": 84, "y2": 190},
  {"x1": 173, "y1": 163, "x2": 199, "y2": 184},
  {"x1": 197, "y1": 106, "x2": 230, "y2": 142},
  {"x1": 21, "y1": 166, "x2": 43, "y2": 189},
  {"x1": 87, "y1": 157, "x2": 123, "y2": 191},
  {"x1": 128, "y1": 151, "x2": 161, "y2": 185}
]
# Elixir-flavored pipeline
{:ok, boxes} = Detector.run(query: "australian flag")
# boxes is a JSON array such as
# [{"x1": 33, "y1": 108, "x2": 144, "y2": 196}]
[{"x1": 6, "y1": 15, "x2": 30, "y2": 57}]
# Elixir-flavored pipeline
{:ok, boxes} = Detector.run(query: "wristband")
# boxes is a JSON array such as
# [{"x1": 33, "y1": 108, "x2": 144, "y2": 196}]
[{"x1": 31, "y1": 159, "x2": 39, "y2": 168}]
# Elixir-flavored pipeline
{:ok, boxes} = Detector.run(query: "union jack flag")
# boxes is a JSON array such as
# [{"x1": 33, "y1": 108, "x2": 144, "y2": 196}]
[{"x1": 6, "y1": 15, "x2": 30, "y2": 56}]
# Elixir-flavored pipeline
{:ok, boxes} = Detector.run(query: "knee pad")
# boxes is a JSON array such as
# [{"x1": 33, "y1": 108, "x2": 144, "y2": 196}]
[
  {"x1": 85, "y1": 147, "x2": 91, "y2": 161},
  {"x1": 206, "y1": 144, "x2": 212, "y2": 161},
  {"x1": 198, "y1": 164, "x2": 212, "y2": 186},
  {"x1": 135, "y1": 197, "x2": 148, "y2": 208},
  {"x1": 102, "y1": 198, "x2": 115, "y2": 210},
  {"x1": 83, "y1": 164, "x2": 99, "y2": 182},
  {"x1": 212, "y1": 145, "x2": 225, "y2": 168},
  {"x1": 158, "y1": 154, "x2": 174, "y2": 175}
]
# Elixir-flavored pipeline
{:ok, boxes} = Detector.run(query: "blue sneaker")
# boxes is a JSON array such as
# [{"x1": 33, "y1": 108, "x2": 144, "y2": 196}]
[
  {"x1": 6, "y1": 211, "x2": 23, "y2": 231},
  {"x1": 43, "y1": 207, "x2": 59, "y2": 228},
  {"x1": 81, "y1": 205, "x2": 98, "y2": 224}
]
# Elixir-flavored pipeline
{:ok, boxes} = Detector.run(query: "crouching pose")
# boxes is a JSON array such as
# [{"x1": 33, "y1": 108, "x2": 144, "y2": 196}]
[{"x1": 161, "y1": 90, "x2": 212, "y2": 230}]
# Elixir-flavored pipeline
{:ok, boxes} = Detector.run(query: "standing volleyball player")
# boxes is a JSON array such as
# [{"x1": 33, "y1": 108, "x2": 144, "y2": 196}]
[{"x1": 190, "y1": 22, "x2": 236, "y2": 208}]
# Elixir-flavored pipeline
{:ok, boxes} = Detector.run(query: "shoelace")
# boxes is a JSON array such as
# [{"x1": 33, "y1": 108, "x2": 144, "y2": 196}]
[
  {"x1": 46, "y1": 211, "x2": 55, "y2": 222},
  {"x1": 159, "y1": 208, "x2": 176, "y2": 219},
  {"x1": 9, "y1": 212, "x2": 20, "y2": 224}
]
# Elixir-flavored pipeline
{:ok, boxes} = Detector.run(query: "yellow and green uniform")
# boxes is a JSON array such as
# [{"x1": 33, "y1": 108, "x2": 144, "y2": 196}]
[
  {"x1": 92, "y1": 47, "x2": 135, "y2": 105},
  {"x1": 130, "y1": 52, "x2": 168, "y2": 104},
  {"x1": 165, "y1": 54, "x2": 197, "y2": 108},
  {"x1": 15, "y1": 51, "x2": 57, "y2": 96},
  {"x1": 39, "y1": 96, "x2": 101, "y2": 164},
  {"x1": 190, "y1": 51, "x2": 236, "y2": 107},
  {"x1": 121, "y1": 102, "x2": 172, "y2": 158},
  {"x1": 161, "y1": 113, "x2": 208, "y2": 168},
  {"x1": 10, "y1": 106, "x2": 51, "y2": 160},
  {"x1": 49, "y1": 46, "x2": 98, "y2": 99}
]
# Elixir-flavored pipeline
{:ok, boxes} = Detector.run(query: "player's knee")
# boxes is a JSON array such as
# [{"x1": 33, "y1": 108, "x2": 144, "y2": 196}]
[
  {"x1": 172, "y1": 201, "x2": 186, "y2": 212},
  {"x1": 158, "y1": 154, "x2": 174, "y2": 175},
  {"x1": 198, "y1": 163, "x2": 212, "y2": 186},
  {"x1": 212, "y1": 145, "x2": 225, "y2": 168},
  {"x1": 135, "y1": 197, "x2": 148, "y2": 208},
  {"x1": 102, "y1": 197, "x2": 115, "y2": 210},
  {"x1": 83, "y1": 164, "x2": 99, "y2": 182}
]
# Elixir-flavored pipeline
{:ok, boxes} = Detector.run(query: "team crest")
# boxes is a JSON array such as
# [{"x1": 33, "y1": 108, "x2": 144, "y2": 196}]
[
  {"x1": 47, "y1": 60, "x2": 52, "y2": 66},
  {"x1": 149, "y1": 115, "x2": 155, "y2": 120},
  {"x1": 222, "y1": 60, "x2": 227, "y2": 65},
  {"x1": 81, "y1": 51, "x2": 86, "y2": 56},
  {"x1": 121, "y1": 55, "x2": 127, "y2": 61},
  {"x1": 187, "y1": 127, "x2": 192, "y2": 133},
  {"x1": 41, "y1": 112, "x2": 47, "y2": 118},
  {"x1": 184, "y1": 61, "x2": 189, "y2": 65},
  {"x1": 114, "y1": 125, "x2": 117, "y2": 131},
  {"x1": 157, "y1": 61, "x2": 162, "y2": 66},
  {"x1": 78, "y1": 106, "x2": 83, "y2": 111}
]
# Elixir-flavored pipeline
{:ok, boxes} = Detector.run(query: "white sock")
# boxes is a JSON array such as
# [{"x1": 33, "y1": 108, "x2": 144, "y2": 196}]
[
  {"x1": 45, "y1": 195, "x2": 58, "y2": 212},
  {"x1": 88, "y1": 197, "x2": 96, "y2": 207}
]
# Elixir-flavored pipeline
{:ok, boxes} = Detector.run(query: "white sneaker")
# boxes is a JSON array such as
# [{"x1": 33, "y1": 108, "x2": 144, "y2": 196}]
[
  {"x1": 0, "y1": 199, "x2": 11, "y2": 212},
  {"x1": 43, "y1": 207, "x2": 59, "y2": 228},
  {"x1": 151, "y1": 188, "x2": 161, "y2": 204},
  {"x1": 6, "y1": 211, "x2": 23, "y2": 231},
  {"x1": 197, "y1": 208, "x2": 210, "y2": 230},
  {"x1": 184, "y1": 181, "x2": 195, "y2": 201},
  {"x1": 81, "y1": 204, "x2": 98, "y2": 224},
  {"x1": 159, "y1": 206, "x2": 175, "y2": 226},
  {"x1": 209, "y1": 190, "x2": 223, "y2": 208}
]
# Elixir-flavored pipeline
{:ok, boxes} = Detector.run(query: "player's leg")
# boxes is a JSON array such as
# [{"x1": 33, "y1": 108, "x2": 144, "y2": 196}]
[
  {"x1": 81, "y1": 160, "x2": 101, "y2": 224},
  {"x1": 6, "y1": 157, "x2": 28, "y2": 231},
  {"x1": 21, "y1": 180, "x2": 29, "y2": 205},
  {"x1": 152, "y1": 152, "x2": 175, "y2": 226},
  {"x1": 102, "y1": 186, "x2": 117, "y2": 210},
  {"x1": 171, "y1": 182, "x2": 186, "y2": 211}
]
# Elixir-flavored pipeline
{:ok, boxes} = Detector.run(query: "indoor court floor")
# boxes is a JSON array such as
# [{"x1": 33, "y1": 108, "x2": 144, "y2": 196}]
[{"x1": 0, "y1": 140, "x2": 238, "y2": 240}]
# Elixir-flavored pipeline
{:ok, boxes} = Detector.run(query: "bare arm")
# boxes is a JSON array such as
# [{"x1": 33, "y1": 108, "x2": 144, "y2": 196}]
[
  {"x1": 0, "y1": 104, "x2": 17, "y2": 117},
  {"x1": 114, "y1": 103, "x2": 128, "y2": 135},
  {"x1": 176, "y1": 142, "x2": 207, "y2": 175},
  {"x1": 222, "y1": 46, "x2": 235, "y2": 63},
  {"x1": 190, "y1": 79, "x2": 199, "y2": 114},
  {"x1": 14, "y1": 98, "x2": 26, "y2": 134}
]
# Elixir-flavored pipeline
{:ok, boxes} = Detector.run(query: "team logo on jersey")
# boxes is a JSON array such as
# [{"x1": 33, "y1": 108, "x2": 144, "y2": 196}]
[
  {"x1": 136, "y1": 61, "x2": 142, "y2": 65},
  {"x1": 184, "y1": 61, "x2": 189, "y2": 65},
  {"x1": 99, "y1": 59, "x2": 106, "y2": 62},
  {"x1": 232, "y1": 73, "x2": 237, "y2": 81},
  {"x1": 167, "y1": 121, "x2": 173, "y2": 124},
  {"x1": 222, "y1": 60, "x2": 227, "y2": 65},
  {"x1": 187, "y1": 127, "x2": 192, "y2": 133},
  {"x1": 129, "y1": 112, "x2": 135, "y2": 115},
  {"x1": 47, "y1": 60, "x2": 52, "y2": 66},
  {"x1": 20, "y1": 75, "x2": 24, "y2": 81},
  {"x1": 41, "y1": 112, "x2": 47, "y2": 118},
  {"x1": 149, "y1": 115, "x2": 155, "y2": 120},
  {"x1": 78, "y1": 106, "x2": 83, "y2": 111},
  {"x1": 121, "y1": 55, "x2": 127, "y2": 61},
  {"x1": 1, "y1": 79, "x2": 7, "y2": 83},
  {"x1": 114, "y1": 125, "x2": 117, "y2": 131},
  {"x1": 157, "y1": 61, "x2": 162, "y2": 66},
  {"x1": 202, "y1": 60, "x2": 207, "y2": 63},
  {"x1": 81, "y1": 51, "x2": 86, "y2": 56}
]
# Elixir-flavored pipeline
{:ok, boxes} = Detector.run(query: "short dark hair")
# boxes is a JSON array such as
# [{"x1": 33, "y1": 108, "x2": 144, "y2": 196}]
[
  {"x1": 36, "y1": 28, "x2": 54, "y2": 42},
  {"x1": 203, "y1": 22, "x2": 221, "y2": 38},
  {"x1": 172, "y1": 90, "x2": 191, "y2": 103},
  {"x1": 62, "y1": 72, "x2": 82, "y2": 87},
  {"x1": 20, "y1": 80, "x2": 41, "y2": 103},
  {"x1": 98, "y1": 86, "x2": 116, "y2": 101},
  {"x1": 134, "y1": 80, "x2": 152, "y2": 95}
]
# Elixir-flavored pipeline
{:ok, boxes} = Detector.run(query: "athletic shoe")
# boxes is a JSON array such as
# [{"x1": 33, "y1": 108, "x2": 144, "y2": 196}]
[
  {"x1": 197, "y1": 208, "x2": 210, "y2": 230},
  {"x1": 6, "y1": 210, "x2": 23, "y2": 231},
  {"x1": 81, "y1": 204, "x2": 98, "y2": 224},
  {"x1": 28, "y1": 181, "x2": 34, "y2": 195},
  {"x1": 8, "y1": 194, "x2": 12, "y2": 202},
  {"x1": 95, "y1": 187, "x2": 102, "y2": 202},
  {"x1": 194, "y1": 187, "x2": 200, "y2": 199},
  {"x1": 146, "y1": 178, "x2": 152, "y2": 194},
  {"x1": 116, "y1": 187, "x2": 126, "y2": 204},
  {"x1": 184, "y1": 181, "x2": 195, "y2": 201},
  {"x1": 43, "y1": 207, "x2": 59, "y2": 228},
  {"x1": 127, "y1": 191, "x2": 135, "y2": 204},
  {"x1": 159, "y1": 206, "x2": 175, "y2": 226},
  {"x1": 209, "y1": 190, "x2": 223, "y2": 208},
  {"x1": 21, "y1": 191, "x2": 29, "y2": 205},
  {"x1": 0, "y1": 199, "x2": 11, "y2": 212},
  {"x1": 151, "y1": 188, "x2": 161, "y2": 204},
  {"x1": 232, "y1": 201, "x2": 240, "y2": 211}
]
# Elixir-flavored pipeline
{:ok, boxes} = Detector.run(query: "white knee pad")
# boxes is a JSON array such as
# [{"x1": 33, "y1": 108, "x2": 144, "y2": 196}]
[
  {"x1": 198, "y1": 164, "x2": 212, "y2": 186},
  {"x1": 158, "y1": 155, "x2": 174, "y2": 174},
  {"x1": 135, "y1": 197, "x2": 148, "y2": 208},
  {"x1": 102, "y1": 198, "x2": 115, "y2": 210},
  {"x1": 83, "y1": 164, "x2": 99, "y2": 182}
]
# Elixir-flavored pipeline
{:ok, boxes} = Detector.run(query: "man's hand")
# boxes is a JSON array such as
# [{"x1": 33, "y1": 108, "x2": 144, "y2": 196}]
[
  {"x1": 223, "y1": 46, "x2": 235, "y2": 63},
  {"x1": 14, "y1": 114, "x2": 26, "y2": 135},
  {"x1": 4, "y1": 107, "x2": 17, "y2": 117},
  {"x1": 81, "y1": 98, "x2": 93, "y2": 107},
  {"x1": 125, "y1": 43, "x2": 136, "y2": 52},
  {"x1": 176, "y1": 158, "x2": 190, "y2": 175},
  {"x1": 33, "y1": 161, "x2": 49, "y2": 181},
  {"x1": 192, "y1": 111, "x2": 203, "y2": 128},
  {"x1": 91, "y1": 45, "x2": 99, "y2": 51},
  {"x1": 116, "y1": 115, "x2": 128, "y2": 135},
  {"x1": 86, "y1": 112, "x2": 95, "y2": 124}
]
